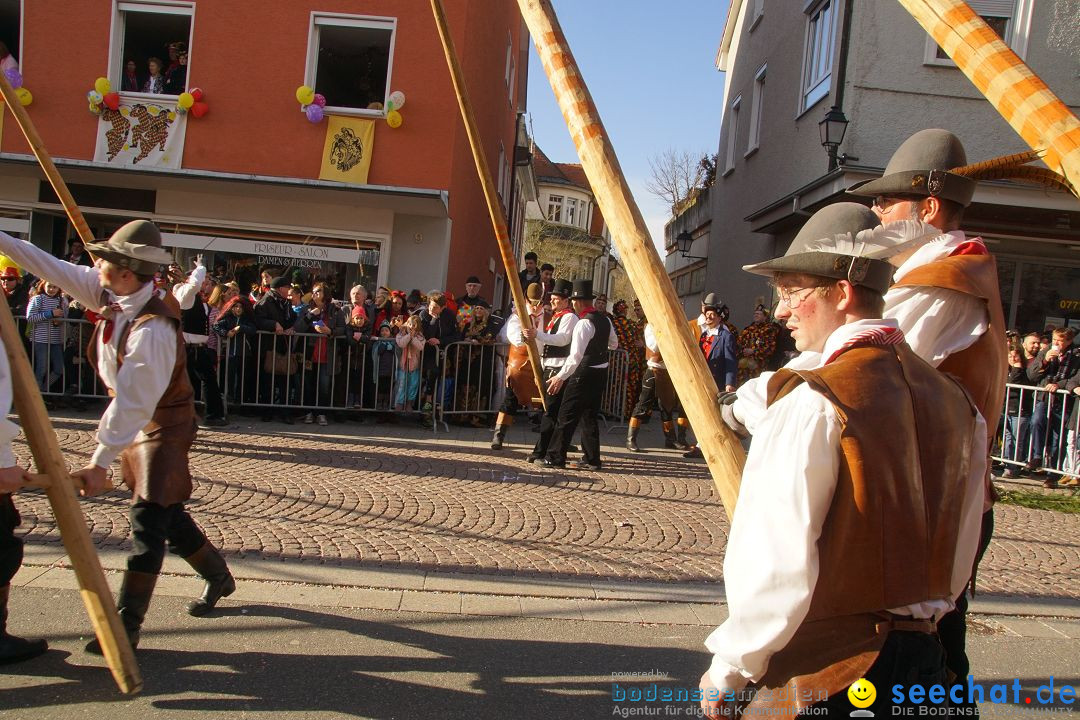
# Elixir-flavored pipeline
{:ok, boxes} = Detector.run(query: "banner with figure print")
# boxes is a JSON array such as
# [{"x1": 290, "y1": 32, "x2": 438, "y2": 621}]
[
  {"x1": 93, "y1": 98, "x2": 187, "y2": 169},
  {"x1": 319, "y1": 116, "x2": 375, "y2": 184}
]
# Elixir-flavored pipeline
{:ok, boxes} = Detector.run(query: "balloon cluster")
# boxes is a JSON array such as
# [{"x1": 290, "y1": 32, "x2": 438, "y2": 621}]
[
  {"x1": 295, "y1": 85, "x2": 327, "y2": 123},
  {"x1": 87, "y1": 77, "x2": 118, "y2": 114},
  {"x1": 3, "y1": 68, "x2": 33, "y2": 107},
  {"x1": 385, "y1": 90, "x2": 405, "y2": 129},
  {"x1": 176, "y1": 88, "x2": 208, "y2": 118}
]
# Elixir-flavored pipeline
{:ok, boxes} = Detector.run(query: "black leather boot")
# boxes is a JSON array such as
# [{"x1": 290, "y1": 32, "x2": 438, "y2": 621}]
[
  {"x1": 674, "y1": 421, "x2": 690, "y2": 450},
  {"x1": 85, "y1": 570, "x2": 157, "y2": 654},
  {"x1": 663, "y1": 422, "x2": 678, "y2": 449},
  {"x1": 184, "y1": 543, "x2": 236, "y2": 617},
  {"x1": 626, "y1": 423, "x2": 642, "y2": 452},
  {"x1": 491, "y1": 424, "x2": 507, "y2": 450},
  {"x1": 0, "y1": 585, "x2": 47, "y2": 664}
]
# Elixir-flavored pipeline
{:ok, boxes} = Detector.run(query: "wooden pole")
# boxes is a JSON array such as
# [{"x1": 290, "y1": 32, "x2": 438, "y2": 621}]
[
  {"x1": 896, "y1": 0, "x2": 1080, "y2": 194},
  {"x1": 515, "y1": 0, "x2": 744, "y2": 519},
  {"x1": 0, "y1": 75, "x2": 97, "y2": 246},
  {"x1": 429, "y1": 0, "x2": 547, "y2": 410},
  {"x1": 0, "y1": 126, "x2": 141, "y2": 698}
]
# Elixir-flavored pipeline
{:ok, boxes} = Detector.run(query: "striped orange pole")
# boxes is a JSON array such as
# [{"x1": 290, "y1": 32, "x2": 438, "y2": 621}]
[
  {"x1": 516, "y1": 0, "x2": 745, "y2": 519},
  {"x1": 896, "y1": 0, "x2": 1079, "y2": 195}
]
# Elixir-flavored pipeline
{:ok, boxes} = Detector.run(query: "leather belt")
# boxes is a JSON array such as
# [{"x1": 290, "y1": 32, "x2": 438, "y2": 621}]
[{"x1": 875, "y1": 612, "x2": 936, "y2": 635}]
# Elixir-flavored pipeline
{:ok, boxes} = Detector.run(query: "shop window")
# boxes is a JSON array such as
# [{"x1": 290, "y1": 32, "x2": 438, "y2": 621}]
[
  {"x1": 924, "y1": 0, "x2": 1033, "y2": 65},
  {"x1": 308, "y1": 14, "x2": 395, "y2": 113},
  {"x1": 547, "y1": 194, "x2": 564, "y2": 223},
  {"x1": 115, "y1": 2, "x2": 193, "y2": 96}
]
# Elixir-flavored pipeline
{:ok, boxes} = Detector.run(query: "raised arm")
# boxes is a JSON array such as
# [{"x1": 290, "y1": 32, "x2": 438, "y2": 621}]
[{"x1": 0, "y1": 231, "x2": 101, "y2": 309}]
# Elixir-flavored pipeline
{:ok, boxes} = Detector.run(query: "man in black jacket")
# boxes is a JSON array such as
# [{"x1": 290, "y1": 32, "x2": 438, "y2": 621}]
[
  {"x1": 253, "y1": 276, "x2": 297, "y2": 423},
  {"x1": 1026, "y1": 326, "x2": 1079, "y2": 481}
]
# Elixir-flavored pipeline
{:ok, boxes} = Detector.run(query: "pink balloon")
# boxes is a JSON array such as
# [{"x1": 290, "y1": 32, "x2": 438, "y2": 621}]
[{"x1": 313, "y1": 93, "x2": 326, "y2": 107}]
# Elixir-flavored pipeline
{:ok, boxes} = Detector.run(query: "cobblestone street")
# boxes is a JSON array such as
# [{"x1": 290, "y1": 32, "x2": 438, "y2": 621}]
[{"x1": 12, "y1": 410, "x2": 1080, "y2": 600}]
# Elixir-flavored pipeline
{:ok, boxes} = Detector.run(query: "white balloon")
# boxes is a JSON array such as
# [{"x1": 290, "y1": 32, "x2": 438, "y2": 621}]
[{"x1": 388, "y1": 90, "x2": 405, "y2": 110}]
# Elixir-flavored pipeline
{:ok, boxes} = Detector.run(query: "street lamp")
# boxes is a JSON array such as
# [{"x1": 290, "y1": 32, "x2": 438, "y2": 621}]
[
  {"x1": 676, "y1": 230, "x2": 706, "y2": 260},
  {"x1": 819, "y1": 105, "x2": 849, "y2": 171}
]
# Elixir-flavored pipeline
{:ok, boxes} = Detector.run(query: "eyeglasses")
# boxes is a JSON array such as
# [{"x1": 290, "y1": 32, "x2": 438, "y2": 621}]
[
  {"x1": 871, "y1": 195, "x2": 920, "y2": 214},
  {"x1": 775, "y1": 285, "x2": 821, "y2": 309},
  {"x1": 1, "y1": 278, "x2": 17, "y2": 283}
]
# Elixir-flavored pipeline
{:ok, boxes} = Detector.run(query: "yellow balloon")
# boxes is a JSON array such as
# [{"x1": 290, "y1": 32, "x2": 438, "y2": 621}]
[
  {"x1": 386, "y1": 109, "x2": 403, "y2": 129},
  {"x1": 89, "y1": 102, "x2": 102, "y2": 115},
  {"x1": 296, "y1": 85, "x2": 315, "y2": 105},
  {"x1": 177, "y1": 92, "x2": 194, "y2": 109},
  {"x1": 94, "y1": 76, "x2": 111, "y2": 95},
  {"x1": 16, "y1": 88, "x2": 32, "y2": 106},
  {"x1": 0, "y1": 255, "x2": 19, "y2": 272}
]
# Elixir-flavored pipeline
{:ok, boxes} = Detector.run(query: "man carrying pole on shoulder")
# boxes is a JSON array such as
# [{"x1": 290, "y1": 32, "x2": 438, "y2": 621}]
[{"x1": 0, "y1": 221, "x2": 236, "y2": 654}]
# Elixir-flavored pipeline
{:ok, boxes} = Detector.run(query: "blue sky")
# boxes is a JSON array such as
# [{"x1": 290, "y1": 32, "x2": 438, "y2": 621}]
[{"x1": 525, "y1": 1, "x2": 730, "y2": 250}]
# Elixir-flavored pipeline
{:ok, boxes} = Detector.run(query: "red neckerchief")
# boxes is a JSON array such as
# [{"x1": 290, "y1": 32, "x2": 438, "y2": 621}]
[
  {"x1": 699, "y1": 329, "x2": 716, "y2": 357},
  {"x1": 949, "y1": 237, "x2": 988, "y2": 257},
  {"x1": 824, "y1": 326, "x2": 906, "y2": 365},
  {"x1": 576, "y1": 305, "x2": 596, "y2": 318},
  {"x1": 546, "y1": 308, "x2": 571, "y2": 332},
  {"x1": 100, "y1": 302, "x2": 123, "y2": 344}
]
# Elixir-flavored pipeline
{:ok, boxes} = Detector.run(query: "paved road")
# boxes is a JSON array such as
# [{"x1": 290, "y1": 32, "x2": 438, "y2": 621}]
[{"x1": 10, "y1": 410, "x2": 1080, "y2": 602}]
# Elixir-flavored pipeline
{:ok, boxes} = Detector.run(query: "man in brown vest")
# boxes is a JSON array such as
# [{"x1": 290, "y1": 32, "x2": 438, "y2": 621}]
[
  {"x1": 849, "y1": 129, "x2": 1007, "y2": 710},
  {"x1": 0, "y1": 221, "x2": 235, "y2": 654},
  {"x1": 491, "y1": 282, "x2": 544, "y2": 450},
  {"x1": 699, "y1": 204, "x2": 986, "y2": 717}
]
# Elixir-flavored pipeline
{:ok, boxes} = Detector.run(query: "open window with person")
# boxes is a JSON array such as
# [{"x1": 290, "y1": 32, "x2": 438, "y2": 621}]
[
  {"x1": 113, "y1": 2, "x2": 193, "y2": 97},
  {"x1": 306, "y1": 14, "x2": 395, "y2": 114}
]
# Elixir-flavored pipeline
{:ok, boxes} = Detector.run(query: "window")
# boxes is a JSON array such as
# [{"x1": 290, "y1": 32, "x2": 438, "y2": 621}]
[
  {"x1": 724, "y1": 96, "x2": 741, "y2": 174},
  {"x1": 547, "y1": 194, "x2": 564, "y2": 223},
  {"x1": 924, "y1": 0, "x2": 1033, "y2": 65},
  {"x1": 690, "y1": 266, "x2": 706, "y2": 294},
  {"x1": 565, "y1": 197, "x2": 578, "y2": 227},
  {"x1": 0, "y1": 0, "x2": 20, "y2": 71},
  {"x1": 747, "y1": 64, "x2": 766, "y2": 154},
  {"x1": 749, "y1": 0, "x2": 765, "y2": 31},
  {"x1": 113, "y1": 2, "x2": 194, "y2": 97},
  {"x1": 675, "y1": 272, "x2": 690, "y2": 296},
  {"x1": 307, "y1": 14, "x2": 396, "y2": 113},
  {"x1": 801, "y1": 0, "x2": 835, "y2": 112},
  {"x1": 504, "y1": 32, "x2": 516, "y2": 104},
  {"x1": 497, "y1": 143, "x2": 507, "y2": 204}
]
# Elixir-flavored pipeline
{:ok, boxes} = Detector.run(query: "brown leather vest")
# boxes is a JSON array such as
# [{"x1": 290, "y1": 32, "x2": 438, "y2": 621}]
[
  {"x1": 88, "y1": 294, "x2": 196, "y2": 506},
  {"x1": 892, "y1": 252, "x2": 1007, "y2": 475},
  {"x1": 749, "y1": 343, "x2": 976, "y2": 709}
]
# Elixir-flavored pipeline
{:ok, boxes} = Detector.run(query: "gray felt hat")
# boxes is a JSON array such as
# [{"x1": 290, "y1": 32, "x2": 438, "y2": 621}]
[
  {"x1": 742, "y1": 203, "x2": 895, "y2": 295},
  {"x1": 848, "y1": 129, "x2": 977, "y2": 207}
]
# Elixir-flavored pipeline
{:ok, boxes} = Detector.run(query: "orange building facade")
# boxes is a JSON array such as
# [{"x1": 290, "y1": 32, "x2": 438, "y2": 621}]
[{"x1": 0, "y1": 0, "x2": 530, "y2": 300}]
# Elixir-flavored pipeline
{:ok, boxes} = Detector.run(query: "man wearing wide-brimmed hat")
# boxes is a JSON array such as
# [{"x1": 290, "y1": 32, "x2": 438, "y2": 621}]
[
  {"x1": 697, "y1": 203, "x2": 986, "y2": 718},
  {"x1": 849, "y1": 129, "x2": 1007, "y2": 705},
  {"x1": 540, "y1": 279, "x2": 618, "y2": 470},
  {"x1": 523, "y1": 278, "x2": 576, "y2": 462},
  {"x1": 0, "y1": 220, "x2": 236, "y2": 654}
]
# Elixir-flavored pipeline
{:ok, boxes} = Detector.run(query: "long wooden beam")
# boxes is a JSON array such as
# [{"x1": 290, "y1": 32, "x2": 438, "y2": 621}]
[
  {"x1": 0, "y1": 86, "x2": 140, "y2": 696},
  {"x1": 429, "y1": 0, "x2": 546, "y2": 410},
  {"x1": 515, "y1": 0, "x2": 744, "y2": 519},
  {"x1": 896, "y1": 0, "x2": 1079, "y2": 194}
]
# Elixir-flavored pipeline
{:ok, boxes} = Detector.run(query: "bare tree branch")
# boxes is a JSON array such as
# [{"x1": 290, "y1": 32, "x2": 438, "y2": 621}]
[{"x1": 645, "y1": 148, "x2": 708, "y2": 214}]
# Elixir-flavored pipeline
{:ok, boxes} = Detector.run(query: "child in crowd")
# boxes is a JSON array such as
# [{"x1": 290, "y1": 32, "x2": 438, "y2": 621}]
[
  {"x1": 213, "y1": 296, "x2": 256, "y2": 406},
  {"x1": 370, "y1": 321, "x2": 397, "y2": 411},
  {"x1": 25, "y1": 280, "x2": 67, "y2": 395},
  {"x1": 394, "y1": 315, "x2": 424, "y2": 412}
]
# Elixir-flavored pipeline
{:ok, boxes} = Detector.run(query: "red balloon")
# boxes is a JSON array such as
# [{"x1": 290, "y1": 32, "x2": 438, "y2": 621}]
[
  {"x1": 189, "y1": 87, "x2": 204, "y2": 102},
  {"x1": 103, "y1": 92, "x2": 120, "y2": 111},
  {"x1": 190, "y1": 101, "x2": 209, "y2": 118}
]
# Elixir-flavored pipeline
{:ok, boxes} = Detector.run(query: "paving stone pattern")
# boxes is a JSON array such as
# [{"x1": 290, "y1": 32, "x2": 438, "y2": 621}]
[{"x1": 11, "y1": 414, "x2": 1079, "y2": 597}]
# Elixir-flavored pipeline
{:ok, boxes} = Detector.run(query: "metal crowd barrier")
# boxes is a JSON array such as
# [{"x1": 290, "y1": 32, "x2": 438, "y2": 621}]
[
  {"x1": 15, "y1": 316, "x2": 636, "y2": 436},
  {"x1": 993, "y1": 382, "x2": 1079, "y2": 479}
]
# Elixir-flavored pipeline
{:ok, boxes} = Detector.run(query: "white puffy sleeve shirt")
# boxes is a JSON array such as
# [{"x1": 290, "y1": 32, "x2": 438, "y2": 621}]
[
  {"x1": 0, "y1": 231, "x2": 176, "y2": 470},
  {"x1": 0, "y1": 338, "x2": 19, "y2": 468}
]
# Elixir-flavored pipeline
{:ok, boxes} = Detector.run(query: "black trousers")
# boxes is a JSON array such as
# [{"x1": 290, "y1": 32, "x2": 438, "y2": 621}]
[
  {"x1": 532, "y1": 366, "x2": 566, "y2": 457},
  {"x1": 937, "y1": 507, "x2": 995, "y2": 715},
  {"x1": 547, "y1": 366, "x2": 606, "y2": 466},
  {"x1": 186, "y1": 345, "x2": 225, "y2": 419},
  {"x1": 631, "y1": 367, "x2": 680, "y2": 421},
  {"x1": 128, "y1": 500, "x2": 209, "y2": 574},
  {"x1": 0, "y1": 495, "x2": 23, "y2": 585},
  {"x1": 810, "y1": 630, "x2": 948, "y2": 716}
]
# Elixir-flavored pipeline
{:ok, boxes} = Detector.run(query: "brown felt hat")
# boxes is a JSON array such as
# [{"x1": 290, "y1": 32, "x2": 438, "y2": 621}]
[
  {"x1": 848, "y1": 129, "x2": 977, "y2": 207},
  {"x1": 85, "y1": 220, "x2": 173, "y2": 275}
]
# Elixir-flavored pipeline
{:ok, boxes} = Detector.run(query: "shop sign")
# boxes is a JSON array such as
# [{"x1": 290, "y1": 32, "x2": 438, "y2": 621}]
[
  {"x1": 1058, "y1": 299, "x2": 1080, "y2": 311},
  {"x1": 162, "y1": 233, "x2": 363, "y2": 265}
]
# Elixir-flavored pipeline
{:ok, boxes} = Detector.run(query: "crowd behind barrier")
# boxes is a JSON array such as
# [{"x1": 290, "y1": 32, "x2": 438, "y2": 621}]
[
  {"x1": 17, "y1": 318, "x2": 634, "y2": 429},
  {"x1": 993, "y1": 382, "x2": 1080, "y2": 481}
]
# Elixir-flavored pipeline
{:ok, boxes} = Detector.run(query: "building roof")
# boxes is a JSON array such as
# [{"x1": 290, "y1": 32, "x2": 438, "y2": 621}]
[{"x1": 533, "y1": 145, "x2": 591, "y2": 192}]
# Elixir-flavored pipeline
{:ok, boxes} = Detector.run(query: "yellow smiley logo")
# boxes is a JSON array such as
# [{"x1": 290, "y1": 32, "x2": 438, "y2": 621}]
[{"x1": 848, "y1": 678, "x2": 876, "y2": 708}]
